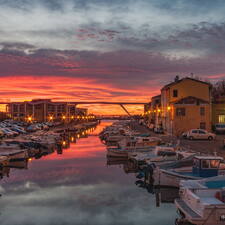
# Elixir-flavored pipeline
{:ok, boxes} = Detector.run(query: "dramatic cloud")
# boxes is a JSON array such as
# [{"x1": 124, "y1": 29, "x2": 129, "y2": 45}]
[{"x1": 0, "y1": 0, "x2": 225, "y2": 114}]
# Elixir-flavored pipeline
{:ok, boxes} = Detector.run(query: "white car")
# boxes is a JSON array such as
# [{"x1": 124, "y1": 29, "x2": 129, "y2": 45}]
[{"x1": 186, "y1": 129, "x2": 216, "y2": 141}]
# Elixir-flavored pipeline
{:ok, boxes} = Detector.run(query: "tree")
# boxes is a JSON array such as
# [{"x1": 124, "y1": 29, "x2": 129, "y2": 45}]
[{"x1": 212, "y1": 79, "x2": 225, "y2": 99}]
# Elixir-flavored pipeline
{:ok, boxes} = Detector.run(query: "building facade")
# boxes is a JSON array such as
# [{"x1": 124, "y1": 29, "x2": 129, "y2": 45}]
[
  {"x1": 7, "y1": 99, "x2": 89, "y2": 122},
  {"x1": 160, "y1": 77, "x2": 212, "y2": 136},
  {"x1": 212, "y1": 96, "x2": 225, "y2": 125}
]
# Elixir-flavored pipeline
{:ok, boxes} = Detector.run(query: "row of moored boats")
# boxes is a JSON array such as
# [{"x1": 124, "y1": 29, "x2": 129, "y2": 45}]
[{"x1": 100, "y1": 120, "x2": 225, "y2": 225}]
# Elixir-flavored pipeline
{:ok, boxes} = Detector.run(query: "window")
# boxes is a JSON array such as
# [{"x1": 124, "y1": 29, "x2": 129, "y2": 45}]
[
  {"x1": 202, "y1": 160, "x2": 210, "y2": 169},
  {"x1": 210, "y1": 160, "x2": 220, "y2": 169},
  {"x1": 200, "y1": 122, "x2": 206, "y2": 130},
  {"x1": 200, "y1": 107, "x2": 205, "y2": 116},
  {"x1": 173, "y1": 89, "x2": 178, "y2": 97},
  {"x1": 199, "y1": 129, "x2": 206, "y2": 134},
  {"x1": 176, "y1": 108, "x2": 186, "y2": 116},
  {"x1": 192, "y1": 130, "x2": 198, "y2": 134},
  {"x1": 219, "y1": 115, "x2": 225, "y2": 123}
]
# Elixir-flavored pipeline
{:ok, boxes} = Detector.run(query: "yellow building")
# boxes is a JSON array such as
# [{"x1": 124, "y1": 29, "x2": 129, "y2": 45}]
[
  {"x1": 212, "y1": 97, "x2": 225, "y2": 125},
  {"x1": 161, "y1": 77, "x2": 212, "y2": 136}
]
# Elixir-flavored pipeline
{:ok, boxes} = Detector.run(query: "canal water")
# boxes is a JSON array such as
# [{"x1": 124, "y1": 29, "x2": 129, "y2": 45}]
[{"x1": 0, "y1": 121, "x2": 177, "y2": 225}]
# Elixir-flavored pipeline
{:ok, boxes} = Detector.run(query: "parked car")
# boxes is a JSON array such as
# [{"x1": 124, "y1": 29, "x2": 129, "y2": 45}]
[
  {"x1": 153, "y1": 126, "x2": 164, "y2": 134},
  {"x1": 186, "y1": 129, "x2": 216, "y2": 141},
  {"x1": 215, "y1": 124, "x2": 225, "y2": 134},
  {"x1": 181, "y1": 131, "x2": 188, "y2": 139}
]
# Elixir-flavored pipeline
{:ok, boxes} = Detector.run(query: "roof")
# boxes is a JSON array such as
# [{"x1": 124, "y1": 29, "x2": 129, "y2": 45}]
[
  {"x1": 151, "y1": 95, "x2": 161, "y2": 100},
  {"x1": 161, "y1": 77, "x2": 211, "y2": 90},
  {"x1": 194, "y1": 156, "x2": 223, "y2": 160},
  {"x1": 171, "y1": 96, "x2": 209, "y2": 104}
]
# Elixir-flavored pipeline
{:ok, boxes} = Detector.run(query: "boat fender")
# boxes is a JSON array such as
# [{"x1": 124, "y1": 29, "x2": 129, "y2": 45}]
[{"x1": 215, "y1": 191, "x2": 223, "y2": 202}]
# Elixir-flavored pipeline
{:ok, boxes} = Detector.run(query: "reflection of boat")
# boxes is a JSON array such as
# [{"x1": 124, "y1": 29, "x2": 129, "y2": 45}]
[
  {"x1": 155, "y1": 187, "x2": 179, "y2": 206},
  {"x1": 123, "y1": 160, "x2": 139, "y2": 173},
  {"x1": 175, "y1": 175, "x2": 225, "y2": 225},
  {"x1": 0, "y1": 166, "x2": 10, "y2": 179},
  {"x1": 153, "y1": 156, "x2": 225, "y2": 187},
  {"x1": 8, "y1": 159, "x2": 28, "y2": 169},
  {"x1": 0, "y1": 150, "x2": 28, "y2": 162},
  {"x1": 107, "y1": 157, "x2": 128, "y2": 166}
]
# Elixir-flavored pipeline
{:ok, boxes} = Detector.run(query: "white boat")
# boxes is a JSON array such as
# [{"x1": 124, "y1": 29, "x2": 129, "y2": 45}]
[
  {"x1": 175, "y1": 175, "x2": 225, "y2": 225},
  {"x1": 107, "y1": 136, "x2": 161, "y2": 158},
  {"x1": 128, "y1": 144, "x2": 185, "y2": 165},
  {"x1": 153, "y1": 156, "x2": 225, "y2": 187}
]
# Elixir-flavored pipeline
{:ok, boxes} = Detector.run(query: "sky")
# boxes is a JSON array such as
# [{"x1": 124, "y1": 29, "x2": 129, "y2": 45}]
[{"x1": 0, "y1": 0, "x2": 225, "y2": 114}]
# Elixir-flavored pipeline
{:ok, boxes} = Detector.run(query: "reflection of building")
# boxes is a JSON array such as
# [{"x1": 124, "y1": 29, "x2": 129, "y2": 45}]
[
  {"x1": 212, "y1": 96, "x2": 225, "y2": 124},
  {"x1": 7, "y1": 99, "x2": 88, "y2": 122}
]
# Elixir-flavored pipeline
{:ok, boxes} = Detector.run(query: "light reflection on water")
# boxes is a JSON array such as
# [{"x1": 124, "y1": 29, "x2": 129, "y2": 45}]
[{"x1": 0, "y1": 121, "x2": 177, "y2": 225}]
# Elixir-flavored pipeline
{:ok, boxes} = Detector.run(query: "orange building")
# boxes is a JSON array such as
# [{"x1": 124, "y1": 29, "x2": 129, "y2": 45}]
[{"x1": 161, "y1": 77, "x2": 212, "y2": 136}]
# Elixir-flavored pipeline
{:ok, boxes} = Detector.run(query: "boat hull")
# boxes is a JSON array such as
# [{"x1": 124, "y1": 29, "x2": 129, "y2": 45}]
[{"x1": 153, "y1": 168, "x2": 200, "y2": 187}]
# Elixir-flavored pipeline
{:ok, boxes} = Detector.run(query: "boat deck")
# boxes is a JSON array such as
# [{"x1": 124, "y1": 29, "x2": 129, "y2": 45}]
[
  {"x1": 199, "y1": 197, "x2": 223, "y2": 205},
  {"x1": 205, "y1": 180, "x2": 225, "y2": 189},
  {"x1": 175, "y1": 199, "x2": 201, "y2": 220}
]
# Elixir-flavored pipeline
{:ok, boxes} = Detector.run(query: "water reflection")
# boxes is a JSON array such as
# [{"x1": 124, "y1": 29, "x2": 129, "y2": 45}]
[{"x1": 0, "y1": 121, "x2": 177, "y2": 225}]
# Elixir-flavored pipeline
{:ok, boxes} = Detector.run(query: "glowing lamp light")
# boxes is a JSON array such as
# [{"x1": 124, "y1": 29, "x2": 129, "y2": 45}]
[
  {"x1": 27, "y1": 116, "x2": 32, "y2": 122},
  {"x1": 77, "y1": 134, "x2": 80, "y2": 138},
  {"x1": 28, "y1": 158, "x2": 32, "y2": 162},
  {"x1": 157, "y1": 109, "x2": 161, "y2": 113},
  {"x1": 71, "y1": 116, "x2": 74, "y2": 119},
  {"x1": 167, "y1": 106, "x2": 171, "y2": 111},
  {"x1": 49, "y1": 116, "x2": 53, "y2": 120},
  {"x1": 62, "y1": 115, "x2": 66, "y2": 120},
  {"x1": 71, "y1": 137, "x2": 74, "y2": 142},
  {"x1": 62, "y1": 141, "x2": 66, "y2": 146}
]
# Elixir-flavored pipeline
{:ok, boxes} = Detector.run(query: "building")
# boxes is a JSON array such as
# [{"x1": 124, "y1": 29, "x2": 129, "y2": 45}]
[
  {"x1": 149, "y1": 95, "x2": 161, "y2": 128},
  {"x1": 161, "y1": 77, "x2": 212, "y2": 136},
  {"x1": 7, "y1": 99, "x2": 89, "y2": 122},
  {"x1": 212, "y1": 96, "x2": 225, "y2": 125}
]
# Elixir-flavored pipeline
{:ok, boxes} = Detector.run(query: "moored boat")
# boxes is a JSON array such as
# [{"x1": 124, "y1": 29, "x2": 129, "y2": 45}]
[
  {"x1": 153, "y1": 156, "x2": 225, "y2": 187},
  {"x1": 175, "y1": 175, "x2": 225, "y2": 225}
]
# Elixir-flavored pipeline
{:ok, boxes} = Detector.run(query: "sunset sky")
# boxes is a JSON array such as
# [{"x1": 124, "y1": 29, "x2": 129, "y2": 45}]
[{"x1": 0, "y1": 0, "x2": 225, "y2": 114}]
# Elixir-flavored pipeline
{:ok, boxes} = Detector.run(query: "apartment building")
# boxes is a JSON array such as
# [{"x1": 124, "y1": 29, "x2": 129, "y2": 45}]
[{"x1": 7, "y1": 99, "x2": 88, "y2": 122}]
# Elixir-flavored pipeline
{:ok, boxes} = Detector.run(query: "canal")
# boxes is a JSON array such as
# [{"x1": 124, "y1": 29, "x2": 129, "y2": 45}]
[{"x1": 0, "y1": 121, "x2": 177, "y2": 225}]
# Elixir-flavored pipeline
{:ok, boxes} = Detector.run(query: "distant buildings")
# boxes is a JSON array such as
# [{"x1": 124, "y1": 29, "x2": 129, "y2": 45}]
[
  {"x1": 7, "y1": 99, "x2": 90, "y2": 122},
  {"x1": 144, "y1": 77, "x2": 219, "y2": 136}
]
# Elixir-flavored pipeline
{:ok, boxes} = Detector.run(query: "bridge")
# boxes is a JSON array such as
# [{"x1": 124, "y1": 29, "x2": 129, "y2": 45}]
[{"x1": 67, "y1": 102, "x2": 147, "y2": 116}]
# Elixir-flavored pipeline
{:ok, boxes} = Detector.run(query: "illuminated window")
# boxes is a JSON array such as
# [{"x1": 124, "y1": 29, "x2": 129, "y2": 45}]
[{"x1": 219, "y1": 115, "x2": 225, "y2": 123}]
